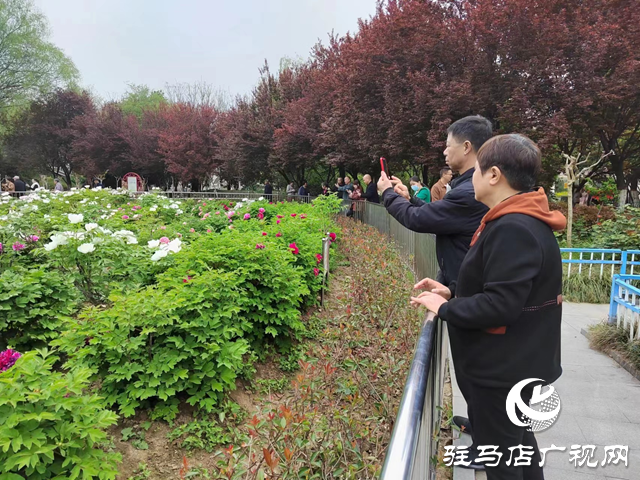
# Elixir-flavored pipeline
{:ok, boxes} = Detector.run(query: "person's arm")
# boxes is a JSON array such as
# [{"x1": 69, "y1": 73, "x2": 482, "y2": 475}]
[
  {"x1": 437, "y1": 222, "x2": 543, "y2": 329},
  {"x1": 361, "y1": 184, "x2": 374, "y2": 201},
  {"x1": 417, "y1": 187, "x2": 431, "y2": 202},
  {"x1": 381, "y1": 186, "x2": 484, "y2": 236}
]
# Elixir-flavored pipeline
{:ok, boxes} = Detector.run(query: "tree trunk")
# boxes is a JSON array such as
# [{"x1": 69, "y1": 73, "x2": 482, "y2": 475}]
[
  {"x1": 630, "y1": 175, "x2": 640, "y2": 207},
  {"x1": 567, "y1": 184, "x2": 573, "y2": 248},
  {"x1": 611, "y1": 156, "x2": 627, "y2": 211}
]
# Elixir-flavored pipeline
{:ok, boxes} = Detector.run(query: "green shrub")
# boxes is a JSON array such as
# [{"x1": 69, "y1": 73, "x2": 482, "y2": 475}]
[
  {"x1": 53, "y1": 271, "x2": 253, "y2": 421},
  {"x1": 0, "y1": 267, "x2": 80, "y2": 350},
  {"x1": 590, "y1": 206, "x2": 640, "y2": 250},
  {"x1": 0, "y1": 350, "x2": 121, "y2": 480}
]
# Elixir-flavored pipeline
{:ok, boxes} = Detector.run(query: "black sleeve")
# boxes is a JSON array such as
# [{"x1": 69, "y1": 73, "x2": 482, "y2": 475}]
[
  {"x1": 437, "y1": 222, "x2": 543, "y2": 329},
  {"x1": 362, "y1": 184, "x2": 375, "y2": 201},
  {"x1": 381, "y1": 187, "x2": 481, "y2": 236}
]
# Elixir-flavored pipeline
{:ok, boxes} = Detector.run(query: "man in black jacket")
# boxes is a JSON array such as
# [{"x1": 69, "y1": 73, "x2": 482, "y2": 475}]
[
  {"x1": 361, "y1": 174, "x2": 380, "y2": 203},
  {"x1": 13, "y1": 176, "x2": 27, "y2": 197},
  {"x1": 264, "y1": 180, "x2": 273, "y2": 201},
  {"x1": 377, "y1": 115, "x2": 492, "y2": 286},
  {"x1": 411, "y1": 134, "x2": 566, "y2": 479}
]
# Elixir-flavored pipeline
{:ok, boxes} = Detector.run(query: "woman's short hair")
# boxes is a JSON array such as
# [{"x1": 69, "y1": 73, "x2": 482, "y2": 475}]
[
  {"x1": 477, "y1": 134, "x2": 541, "y2": 191},
  {"x1": 409, "y1": 176, "x2": 422, "y2": 184}
]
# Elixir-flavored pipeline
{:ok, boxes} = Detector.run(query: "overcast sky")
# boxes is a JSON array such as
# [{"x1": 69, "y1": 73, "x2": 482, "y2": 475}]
[{"x1": 33, "y1": 0, "x2": 378, "y2": 102}]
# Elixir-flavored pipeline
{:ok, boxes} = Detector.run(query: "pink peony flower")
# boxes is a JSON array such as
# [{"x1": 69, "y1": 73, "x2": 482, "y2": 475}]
[
  {"x1": 255, "y1": 243, "x2": 265, "y2": 249},
  {"x1": 0, "y1": 243, "x2": 3, "y2": 253},
  {"x1": 215, "y1": 211, "x2": 220, "y2": 215},
  {"x1": 202, "y1": 202, "x2": 206, "y2": 206},
  {"x1": 316, "y1": 254, "x2": 323, "y2": 264},
  {"x1": 207, "y1": 229, "x2": 212, "y2": 233},
  {"x1": 277, "y1": 219, "x2": 281, "y2": 224},
  {"x1": 0, "y1": 349, "x2": 21, "y2": 372},
  {"x1": 12, "y1": 243, "x2": 25, "y2": 251},
  {"x1": 300, "y1": 214, "x2": 307, "y2": 219},
  {"x1": 122, "y1": 215, "x2": 129, "y2": 220},
  {"x1": 277, "y1": 215, "x2": 284, "y2": 219},
  {"x1": 314, "y1": 268, "x2": 320, "y2": 276},
  {"x1": 244, "y1": 213, "x2": 251, "y2": 220},
  {"x1": 190, "y1": 228, "x2": 195, "y2": 233},
  {"x1": 262, "y1": 232, "x2": 267, "y2": 236},
  {"x1": 276, "y1": 232, "x2": 282, "y2": 237},
  {"x1": 289, "y1": 243, "x2": 299, "y2": 255},
  {"x1": 329, "y1": 232, "x2": 337, "y2": 242},
  {"x1": 259, "y1": 208, "x2": 265, "y2": 213},
  {"x1": 257, "y1": 213, "x2": 264, "y2": 220},
  {"x1": 160, "y1": 226, "x2": 166, "y2": 230},
  {"x1": 291, "y1": 213, "x2": 297, "y2": 217},
  {"x1": 177, "y1": 233, "x2": 182, "y2": 237},
  {"x1": 183, "y1": 276, "x2": 193, "y2": 283},
  {"x1": 159, "y1": 237, "x2": 170, "y2": 244},
  {"x1": 28, "y1": 235, "x2": 39, "y2": 242}
]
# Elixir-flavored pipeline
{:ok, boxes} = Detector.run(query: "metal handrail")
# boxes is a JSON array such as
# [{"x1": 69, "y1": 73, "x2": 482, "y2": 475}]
[{"x1": 380, "y1": 312, "x2": 438, "y2": 479}]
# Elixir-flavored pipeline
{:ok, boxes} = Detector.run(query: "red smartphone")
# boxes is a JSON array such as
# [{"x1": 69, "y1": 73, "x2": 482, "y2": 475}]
[{"x1": 380, "y1": 157, "x2": 391, "y2": 178}]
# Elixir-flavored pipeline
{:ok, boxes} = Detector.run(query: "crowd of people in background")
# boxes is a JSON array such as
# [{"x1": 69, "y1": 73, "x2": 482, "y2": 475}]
[
  {"x1": 267, "y1": 168, "x2": 453, "y2": 214},
  {"x1": 1, "y1": 175, "x2": 106, "y2": 196}
]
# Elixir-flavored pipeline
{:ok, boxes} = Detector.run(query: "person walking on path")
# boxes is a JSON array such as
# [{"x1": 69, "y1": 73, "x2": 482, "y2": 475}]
[
  {"x1": 431, "y1": 168, "x2": 453, "y2": 201},
  {"x1": 409, "y1": 176, "x2": 431, "y2": 203},
  {"x1": 410, "y1": 134, "x2": 566, "y2": 479},
  {"x1": 54, "y1": 178, "x2": 64, "y2": 192},
  {"x1": 264, "y1": 180, "x2": 273, "y2": 201},
  {"x1": 362, "y1": 174, "x2": 380, "y2": 203}
]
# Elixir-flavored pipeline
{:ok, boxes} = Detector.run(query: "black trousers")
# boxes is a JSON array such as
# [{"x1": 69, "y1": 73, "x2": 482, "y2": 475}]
[{"x1": 466, "y1": 382, "x2": 544, "y2": 480}]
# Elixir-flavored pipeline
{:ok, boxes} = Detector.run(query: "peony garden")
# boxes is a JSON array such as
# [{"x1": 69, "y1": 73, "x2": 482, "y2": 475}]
[{"x1": 0, "y1": 189, "x2": 365, "y2": 477}]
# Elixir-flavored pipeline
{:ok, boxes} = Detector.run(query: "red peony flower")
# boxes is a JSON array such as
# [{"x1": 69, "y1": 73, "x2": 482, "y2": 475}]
[
  {"x1": 289, "y1": 243, "x2": 299, "y2": 255},
  {"x1": 314, "y1": 268, "x2": 320, "y2": 276}
]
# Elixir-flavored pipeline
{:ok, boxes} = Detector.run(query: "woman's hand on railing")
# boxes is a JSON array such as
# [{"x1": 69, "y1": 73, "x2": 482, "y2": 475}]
[
  {"x1": 410, "y1": 291, "x2": 448, "y2": 313},
  {"x1": 413, "y1": 277, "x2": 451, "y2": 300}
]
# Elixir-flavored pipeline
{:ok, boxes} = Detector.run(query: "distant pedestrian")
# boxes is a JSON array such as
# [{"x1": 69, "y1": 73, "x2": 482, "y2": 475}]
[
  {"x1": 362, "y1": 174, "x2": 380, "y2": 204},
  {"x1": 410, "y1": 176, "x2": 431, "y2": 203},
  {"x1": 298, "y1": 181, "x2": 309, "y2": 197},
  {"x1": 335, "y1": 176, "x2": 354, "y2": 201},
  {"x1": 286, "y1": 181, "x2": 296, "y2": 199},
  {"x1": 264, "y1": 180, "x2": 273, "y2": 201},
  {"x1": 92, "y1": 178, "x2": 103, "y2": 189},
  {"x1": 321, "y1": 182, "x2": 330, "y2": 195},
  {"x1": 431, "y1": 168, "x2": 453, "y2": 202},
  {"x1": 54, "y1": 178, "x2": 64, "y2": 192},
  {"x1": 13, "y1": 176, "x2": 26, "y2": 197},
  {"x1": 31, "y1": 179, "x2": 40, "y2": 190},
  {"x1": 2, "y1": 177, "x2": 14, "y2": 193}
]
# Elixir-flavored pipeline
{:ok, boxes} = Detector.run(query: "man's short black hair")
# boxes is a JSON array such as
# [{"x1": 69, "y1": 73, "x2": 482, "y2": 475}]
[
  {"x1": 447, "y1": 115, "x2": 493, "y2": 152},
  {"x1": 477, "y1": 134, "x2": 541, "y2": 191},
  {"x1": 439, "y1": 167, "x2": 452, "y2": 177}
]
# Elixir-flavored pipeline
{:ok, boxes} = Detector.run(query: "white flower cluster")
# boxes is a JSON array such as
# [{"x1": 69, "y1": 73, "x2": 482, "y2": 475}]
[{"x1": 147, "y1": 237, "x2": 182, "y2": 261}]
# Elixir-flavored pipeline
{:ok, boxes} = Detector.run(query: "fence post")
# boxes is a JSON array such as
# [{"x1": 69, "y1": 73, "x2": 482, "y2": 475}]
[
  {"x1": 609, "y1": 274, "x2": 619, "y2": 324},
  {"x1": 621, "y1": 251, "x2": 628, "y2": 275}
]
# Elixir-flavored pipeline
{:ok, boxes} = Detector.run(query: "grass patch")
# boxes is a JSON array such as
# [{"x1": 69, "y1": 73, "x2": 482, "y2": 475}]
[
  {"x1": 563, "y1": 274, "x2": 611, "y2": 303},
  {"x1": 588, "y1": 322, "x2": 640, "y2": 371}
]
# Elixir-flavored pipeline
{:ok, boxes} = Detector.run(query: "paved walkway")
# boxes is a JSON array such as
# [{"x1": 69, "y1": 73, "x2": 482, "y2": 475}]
[{"x1": 452, "y1": 303, "x2": 640, "y2": 480}]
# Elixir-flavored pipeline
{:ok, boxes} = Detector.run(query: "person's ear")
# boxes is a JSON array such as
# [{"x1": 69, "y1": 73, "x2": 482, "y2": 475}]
[
  {"x1": 489, "y1": 166, "x2": 501, "y2": 186},
  {"x1": 463, "y1": 141, "x2": 473, "y2": 155}
]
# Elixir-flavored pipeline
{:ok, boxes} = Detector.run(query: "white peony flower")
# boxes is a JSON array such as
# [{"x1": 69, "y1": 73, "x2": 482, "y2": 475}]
[
  {"x1": 167, "y1": 238, "x2": 182, "y2": 253},
  {"x1": 85, "y1": 223, "x2": 98, "y2": 231},
  {"x1": 258, "y1": 197, "x2": 264, "y2": 201},
  {"x1": 77, "y1": 243, "x2": 95, "y2": 254},
  {"x1": 151, "y1": 249, "x2": 168, "y2": 261},
  {"x1": 148, "y1": 239, "x2": 160, "y2": 248},
  {"x1": 68, "y1": 213, "x2": 84, "y2": 224}
]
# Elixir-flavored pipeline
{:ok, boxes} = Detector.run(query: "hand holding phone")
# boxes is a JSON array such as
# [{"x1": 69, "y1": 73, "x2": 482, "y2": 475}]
[{"x1": 380, "y1": 157, "x2": 390, "y2": 178}]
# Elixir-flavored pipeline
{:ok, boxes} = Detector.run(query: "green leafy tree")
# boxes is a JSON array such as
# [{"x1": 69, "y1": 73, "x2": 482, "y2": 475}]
[
  {"x1": 0, "y1": 0, "x2": 78, "y2": 110},
  {"x1": 119, "y1": 84, "x2": 167, "y2": 119}
]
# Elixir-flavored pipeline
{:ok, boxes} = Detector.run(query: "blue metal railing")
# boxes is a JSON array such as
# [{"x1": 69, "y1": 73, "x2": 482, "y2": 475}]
[
  {"x1": 561, "y1": 248, "x2": 640, "y2": 277},
  {"x1": 609, "y1": 274, "x2": 640, "y2": 337}
]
